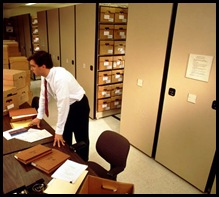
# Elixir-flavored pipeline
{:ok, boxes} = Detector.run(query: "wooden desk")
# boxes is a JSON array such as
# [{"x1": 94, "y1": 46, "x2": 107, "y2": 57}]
[
  {"x1": 3, "y1": 103, "x2": 97, "y2": 194},
  {"x1": 3, "y1": 102, "x2": 55, "y2": 155},
  {"x1": 3, "y1": 142, "x2": 97, "y2": 194}
]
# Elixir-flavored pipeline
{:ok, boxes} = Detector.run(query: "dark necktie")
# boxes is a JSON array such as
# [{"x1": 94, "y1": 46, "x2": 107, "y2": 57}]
[{"x1": 44, "y1": 79, "x2": 49, "y2": 117}]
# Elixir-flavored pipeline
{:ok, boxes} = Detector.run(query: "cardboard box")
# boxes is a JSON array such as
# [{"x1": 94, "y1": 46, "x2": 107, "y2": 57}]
[
  {"x1": 99, "y1": 7, "x2": 115, "y2": 23},
  {"x1": 9, "y1": 56, "x2": 29, "y2": 70},
  {"x1": 111, "y1": 83, "x2": 123, "y2": 97},
  {"x1": 114, "y1": 25, "x2": 127, "y2": 40},
  {"x1": 99, "y1": 41, "x2": 114, "y2": 55},
  {"x1": 3, "y1": 40, "x2": 21, "y2": 57},
  {"x1": 97, "y1": 98, "x2": 111, "y2": 112},
  {"x1": 97, "y1": 85, "x2": 111, "y2": 99},
  {"x1": 113, "y1": 56, "x2": 125, "y2": 69},
  {"x1": 3, "y1": 69, "x2": 26, "y2": 89},
  {"x1": 3, "y1": 44, "x2": 9, "y2": 60},
  {"x1": 17, "y1": 85, "x2": 31, "y2": 105},
  {"x1": 98, "y1": 56, "x2": 113, "y2": 70},
  {"x1": 111, "y1": 69, "x2": 124, "y2": 83},
  {"x1": 114, "y1": 41, "x2": 126, "y2": 55},
  {"x1": 98, "y1": 71, "x2": 112, "y2": 85},
  {"x1": 78, "y1": 175, "x2": 134, "y2": 194},
  {"x1": 3, "y1": 85, "x2": 19, "y2": 116},
  {"x1": 99, "y1": 24, "x2": 114, "y2": 40},
  {"x1": 100, "y1": 6, "x2": 115, "y2": 14},
  {"x1": 111, "y1": 96, "x2": 122, "y2": 110},
  {"x1": 3, "y1": 63, "x2": 9, "y2": 69},
  {"x1": 115, "y1": 8, "x2": 128, "y2": 23}
]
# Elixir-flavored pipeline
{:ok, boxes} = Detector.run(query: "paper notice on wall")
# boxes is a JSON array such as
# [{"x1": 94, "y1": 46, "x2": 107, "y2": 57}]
[{"x1": 185, "y1": 54, "x2": 213, "y2": 82}]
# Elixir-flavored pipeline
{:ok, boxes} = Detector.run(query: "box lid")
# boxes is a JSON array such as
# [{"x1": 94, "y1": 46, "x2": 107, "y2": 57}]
[
  {"x1": 3, "y1": 69, "x2": 26, "y2": 81},
  {"x1": 9, "y1": 56, "x2": 28, "y2": 63}
]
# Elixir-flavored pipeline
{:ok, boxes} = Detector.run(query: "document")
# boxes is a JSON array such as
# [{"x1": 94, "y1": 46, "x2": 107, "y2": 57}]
[
  {"x1": 51, "y1": 159, "x2": 88, "y2": 183},
  {"x1": 3, "y1": 127, "x2": 26, "y2": 140},
  {"x1": 3, "y1": 128, "x2": 52, "y2": 142},
  {"x1": 14, "y1": 128, "x2": 53, "y2": 143}
]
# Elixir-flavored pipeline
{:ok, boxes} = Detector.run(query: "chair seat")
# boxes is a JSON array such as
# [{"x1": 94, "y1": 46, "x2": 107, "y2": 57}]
[{"x1": 87, "y1": 161, "x2": 113, "y2": 180}]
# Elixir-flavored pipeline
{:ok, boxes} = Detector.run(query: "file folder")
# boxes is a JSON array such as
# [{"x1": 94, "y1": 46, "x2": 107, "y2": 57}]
[{"x1": 14, "y1": 144, "x2": 52, "y2": 165}]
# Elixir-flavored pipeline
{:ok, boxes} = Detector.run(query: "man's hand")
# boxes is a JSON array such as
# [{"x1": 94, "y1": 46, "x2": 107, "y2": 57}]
[
  {"x1": 53, "y1": 134, "x2": 65, "y2": 147},
  {"x1": 28, "y1": 118, "x2": 41, "y2": 128}
]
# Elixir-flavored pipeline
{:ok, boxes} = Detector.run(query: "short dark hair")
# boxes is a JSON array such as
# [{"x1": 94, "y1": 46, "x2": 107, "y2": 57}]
[{"x1": 27, "y1": 51, "x2": 53, "y2": 68}]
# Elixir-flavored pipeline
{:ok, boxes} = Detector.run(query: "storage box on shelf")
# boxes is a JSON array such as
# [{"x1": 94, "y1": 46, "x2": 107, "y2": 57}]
[{"x1": 96, "y1": 5, "x2": 128, "y2": 118}]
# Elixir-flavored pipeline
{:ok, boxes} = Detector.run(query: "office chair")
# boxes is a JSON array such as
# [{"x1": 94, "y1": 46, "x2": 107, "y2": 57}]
[
  {"x1": 86, "y1": 130, "x2": 130, "y2": 181},
  {"x1": 31, "y1": 96, "x2": 39, "y2": 110}
]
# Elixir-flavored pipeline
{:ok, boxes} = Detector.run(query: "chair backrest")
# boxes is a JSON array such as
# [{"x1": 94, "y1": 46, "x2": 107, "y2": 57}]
[{"x1": 96, "y1": 130, "x2": 130, "y2": 171}]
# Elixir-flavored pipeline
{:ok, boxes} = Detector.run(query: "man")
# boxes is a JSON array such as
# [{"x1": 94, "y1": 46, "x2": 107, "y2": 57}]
[{"x1": 27, "y1": 51, "x2": 90, "y2": 161}]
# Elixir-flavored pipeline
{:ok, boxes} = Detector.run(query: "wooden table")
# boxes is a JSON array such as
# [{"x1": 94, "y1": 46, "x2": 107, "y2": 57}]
[{"x1": 3, "y1": 102, "x2": 97, "y2": 194}]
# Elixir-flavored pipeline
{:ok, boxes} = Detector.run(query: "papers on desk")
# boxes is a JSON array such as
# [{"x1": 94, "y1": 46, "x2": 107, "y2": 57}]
[
  {"x1": 3, "y1": 127, "x2": 52, "y2": 142},
  {"x1": 51, "y1": 159, "x2": 88, "y2": 183}
]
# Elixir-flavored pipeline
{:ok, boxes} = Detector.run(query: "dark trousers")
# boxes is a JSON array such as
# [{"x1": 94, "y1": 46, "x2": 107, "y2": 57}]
[{"x1": 63, "y1": 95, "x2": 90, "y2": 161}]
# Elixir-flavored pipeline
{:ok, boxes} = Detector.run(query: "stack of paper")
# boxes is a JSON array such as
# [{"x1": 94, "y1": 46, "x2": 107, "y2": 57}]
[{"x1": 51, "y1": 159, "x2": 88, "y2": 183}]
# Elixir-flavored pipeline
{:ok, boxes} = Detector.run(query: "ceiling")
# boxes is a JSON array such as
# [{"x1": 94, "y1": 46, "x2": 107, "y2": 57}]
[
  {"x1": 3, "y1": 3, "x2": 128, "y2": 10},
  {"x1": 3, "y1": 3, "x2": 77, "y2": 10}
]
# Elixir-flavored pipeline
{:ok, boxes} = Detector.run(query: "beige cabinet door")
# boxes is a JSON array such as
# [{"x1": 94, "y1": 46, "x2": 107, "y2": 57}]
[
  {"x1": 59, "y1": 5, "x2": 76, "y2": 76},
  {"x1": 75, "y1": 3, "x2": 96, "y2": 119},
  {"x1": 120, "y1": 3, "x2": 173, "y2": 156},
  {"x1": 155, "y1": 3, "x2": 216, "y2": 192},
  {"x1": 37, "y1": 10, "x2": 48, "y2": 52},
  {"x1": 47, "y1": 8, "x2": 60, "y2": 67}
]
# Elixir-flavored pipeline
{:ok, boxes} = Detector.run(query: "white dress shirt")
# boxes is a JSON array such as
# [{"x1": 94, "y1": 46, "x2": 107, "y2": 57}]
[{"x1": 37, "y1": 67, "x2": 85, "y2": 135}]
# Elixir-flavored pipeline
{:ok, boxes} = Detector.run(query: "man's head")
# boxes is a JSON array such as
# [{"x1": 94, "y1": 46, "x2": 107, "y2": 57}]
[{"x1": 27, "y1": 51, "x2": 53, "y2": 77}]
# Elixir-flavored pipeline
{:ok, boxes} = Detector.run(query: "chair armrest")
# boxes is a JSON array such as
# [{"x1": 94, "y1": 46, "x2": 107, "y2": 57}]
[
  {"x1": 69, "y1": 141, "x2": 87, "y2": 152},
  {"x1": 107, "y1": 167, "x2": 124, "y2": 178}
]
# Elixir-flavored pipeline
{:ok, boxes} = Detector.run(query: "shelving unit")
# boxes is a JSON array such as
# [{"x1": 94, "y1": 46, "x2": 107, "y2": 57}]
[
  {"x1": 31, "y1": 17, "x2": 40, "y2": 53},
  {"x1": 31, "y1": 17, "x2": 41, "y2": 80},
  {"x1": 96, "y1": 5, "x2": 128, "y2": 119}
]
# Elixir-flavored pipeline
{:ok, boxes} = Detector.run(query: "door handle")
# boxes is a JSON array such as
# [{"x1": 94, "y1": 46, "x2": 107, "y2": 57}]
[{"x1": 168, "y1": 88, "x2": 176, "y2": 96}]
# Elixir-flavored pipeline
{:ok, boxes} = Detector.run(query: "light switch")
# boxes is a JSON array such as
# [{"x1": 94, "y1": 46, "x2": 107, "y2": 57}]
[
  {"x1": 187, "y1": 93, "x2": 197, "y2": 103},
  {"x1": 137, "y1": 79, "x2": 143, "y2": 87}
]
